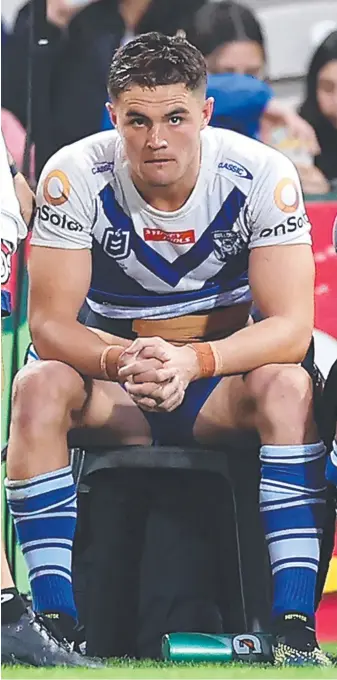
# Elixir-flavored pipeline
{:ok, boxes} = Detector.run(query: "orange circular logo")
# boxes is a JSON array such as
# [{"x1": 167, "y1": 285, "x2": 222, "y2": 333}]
[
  {"x1": 43, "y1": 170, "x2": 70, "y2": 206},
  {"x1": 274, "y1": 178, "x2": 299, "y2": 213}
]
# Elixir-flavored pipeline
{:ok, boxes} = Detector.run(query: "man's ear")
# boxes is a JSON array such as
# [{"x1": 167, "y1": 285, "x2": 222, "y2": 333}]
[
  {"x1": 106, "y1": 102, "x2": 117, "y2": 128},
  {"x1": 201, "y1": 96, "x2": 214, "y2": 129}
]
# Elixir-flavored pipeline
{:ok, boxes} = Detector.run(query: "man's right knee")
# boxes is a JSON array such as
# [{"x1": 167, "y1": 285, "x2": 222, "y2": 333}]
[{"x1": 10, "y1": 361, "x2": 86, "y2": 441}]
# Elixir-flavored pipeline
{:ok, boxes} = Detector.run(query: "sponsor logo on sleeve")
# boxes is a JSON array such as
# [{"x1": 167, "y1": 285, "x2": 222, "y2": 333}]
[
  {"x1": 43, "y1": 169, "x2": 71, "y2": 206},
  {"x1": 36, "y1": 205, "x2": 83, "y2": 232},
  {"x1": 258, "y1": 212, "x2": 310, "y2": 239},
  {"x1": 143, "y1": 228, "x2": 195, "y2": 245},
  {"x1": 274, "y1": 177, "x2": 299, "y2": 213},
  {"x1": 92, "y1": 161, "x2": 114, "y2": 175},
  {"x1": 218, "y1": 160, "x2": 253, "y2": 180}
]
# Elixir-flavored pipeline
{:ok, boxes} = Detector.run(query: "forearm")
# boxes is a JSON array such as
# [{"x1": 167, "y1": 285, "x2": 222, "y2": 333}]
[
  {"x1": 31, "y1": 316, "x2": 132, "y2": 379},
  {"x1": 209, "y1": 316, "x2": 312, "y2": 377}
]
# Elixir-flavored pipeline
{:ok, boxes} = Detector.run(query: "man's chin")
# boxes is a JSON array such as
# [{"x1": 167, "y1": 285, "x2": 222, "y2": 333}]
[{"x1": 143, "y1": 173, "x2": 176, "y2": 188}]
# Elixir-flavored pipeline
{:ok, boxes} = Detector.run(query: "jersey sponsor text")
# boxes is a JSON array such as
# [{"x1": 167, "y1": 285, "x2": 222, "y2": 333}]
[
  {"x1": 259, "y1": 213, "x2": 310, "y2": 239},
  {"x1": 143, "y1": 228, "x2": 195, "y2": 244},
  {"x1": 36, "y1": 205, "x2": 83, "y2": 232}
]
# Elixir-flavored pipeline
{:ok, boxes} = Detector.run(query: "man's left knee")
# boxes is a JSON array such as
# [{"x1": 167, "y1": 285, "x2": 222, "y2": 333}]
[{"x1": 245, "y1": 364, "x2": 314, "y2": 422}]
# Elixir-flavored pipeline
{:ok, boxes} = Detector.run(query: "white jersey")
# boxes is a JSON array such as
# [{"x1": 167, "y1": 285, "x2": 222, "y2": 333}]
[
  {"x1": 32, "y1": 127, "x2": 311, "y2": 319},
  {"x1": 0, "y1": 131, "x2": 27, "y2": 251}
]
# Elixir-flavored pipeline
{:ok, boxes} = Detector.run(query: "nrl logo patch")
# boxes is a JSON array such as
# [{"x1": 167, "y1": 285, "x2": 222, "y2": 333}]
[
  {"x1": 102, "y1": 227, "x2": 130, "y2": 260},
  {"x1": 212, "y1": 230, "x2": 245, "y2": 262}
]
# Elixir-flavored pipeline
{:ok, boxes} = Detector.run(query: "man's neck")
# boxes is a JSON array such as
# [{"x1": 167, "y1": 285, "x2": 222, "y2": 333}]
[
  {"x1": 131, "y1": 154, "x2": 201, "y2": 213},
  {"x1": 119, "y1": 0, "x2": 152, "y2": 31}
]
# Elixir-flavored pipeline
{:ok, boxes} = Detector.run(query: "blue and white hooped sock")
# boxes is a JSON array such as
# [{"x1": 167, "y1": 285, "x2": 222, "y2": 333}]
[
  {"x1": 260, "y1": 442, "x2": 327, "y2": 619},
  {"x1": 5, "y1": 466, "x2": 78, "y2": 621},
  {"x1": 326, "y1": 439, "x2": 337, "y2": 486}
]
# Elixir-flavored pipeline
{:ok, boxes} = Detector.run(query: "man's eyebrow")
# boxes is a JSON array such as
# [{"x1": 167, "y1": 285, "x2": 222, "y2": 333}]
[
  {"x1": 125, "y1": 110, "x2": 150, "y2": 119},
  {"x1": 164, "y1": 107, "x2": 189, "y2": 117},
  {"x1": 125, "y1": 107, "x2": 189, "y2": 119}
]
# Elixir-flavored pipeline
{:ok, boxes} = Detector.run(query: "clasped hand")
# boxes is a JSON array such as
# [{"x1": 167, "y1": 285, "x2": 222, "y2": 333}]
[{"x1": 117, "y1": 337, "x2": 199, "y2": 412}]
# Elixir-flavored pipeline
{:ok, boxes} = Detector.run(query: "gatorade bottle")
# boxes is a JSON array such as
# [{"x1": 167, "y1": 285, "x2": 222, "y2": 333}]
[{"x1": 162, "y1": 632, "x2": 274, "y2": 664}]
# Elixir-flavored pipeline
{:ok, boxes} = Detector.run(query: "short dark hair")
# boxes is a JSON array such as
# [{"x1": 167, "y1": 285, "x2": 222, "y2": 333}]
[
  {"x1": 300, "y1": 30, "x2": 337, "y2": 121},
  {"x1": 187, "y1": 1, "x2": 265, "y2": 59},
  {"x1": 108, "y1": 31, "x2": 207, "y2": 100}
]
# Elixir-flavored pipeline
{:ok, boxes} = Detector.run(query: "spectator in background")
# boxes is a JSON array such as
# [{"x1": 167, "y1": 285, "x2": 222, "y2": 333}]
[
  {"x1": 190, "y1": 0, "x2": 266, "y2": 79},
  {"x1": 187, "y1": 2, "x2": 319, "y2": 154},
  {"x1": 2, "y1": 0, "x2": 206, "y2": 167},
  {"x1": 299, "y1": 30, "x2": 337, "y2": 193}
]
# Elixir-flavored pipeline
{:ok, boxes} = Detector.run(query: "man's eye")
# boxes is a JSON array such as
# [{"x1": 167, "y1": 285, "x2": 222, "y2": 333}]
[
  {"x1": 169, "y1": 116, "x2": 183, "y2": 125},
  {"x1": 130, "y1": 118, "x2": 145, "y2": 127}
]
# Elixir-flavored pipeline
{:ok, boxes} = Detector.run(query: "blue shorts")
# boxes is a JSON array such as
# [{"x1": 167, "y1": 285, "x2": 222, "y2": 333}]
[
  {"x1": 143, "y1": 376, "x2": 222, "y2": 446},
  {"x1": 82, "y1": 309, "x2": 224, "y2": 446}
]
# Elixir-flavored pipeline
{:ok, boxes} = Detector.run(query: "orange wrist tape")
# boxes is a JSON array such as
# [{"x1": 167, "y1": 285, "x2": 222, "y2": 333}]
[
  {"x1": 188, "y1": 342, "x2": 218, "y2": 379},
  {"x1": 100, "y1": 345, "x2": 125, "y2": 381}
]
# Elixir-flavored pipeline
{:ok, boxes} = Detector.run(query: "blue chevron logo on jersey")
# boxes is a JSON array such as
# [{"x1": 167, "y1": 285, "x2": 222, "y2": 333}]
[
  {"x1": 90, "y1": 233, "x2": 249, "y2": 307},
  {"x1": 99, "y1": 184, "x2": 247, "y2": 288}
]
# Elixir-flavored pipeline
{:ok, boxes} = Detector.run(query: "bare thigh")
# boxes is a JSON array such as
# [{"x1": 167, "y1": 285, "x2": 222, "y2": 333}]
[
  {"x1": 8, "y1": 360, "x2": 152, "y2": 479},
  {"x1": 10, "y1": 360, "x2": 151, "y2": 450},
  {"x1": 71, "y1": 377, "x2": 152, "y2": 447},
  {"x1": 70, "y1": 326, "x2": 152, "y2": 446},
  {"x1": 193, "y1": 375, "x2": 258, "y2": 448}
]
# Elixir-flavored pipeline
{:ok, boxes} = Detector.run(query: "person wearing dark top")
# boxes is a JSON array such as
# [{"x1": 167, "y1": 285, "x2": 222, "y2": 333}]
[
  {"x1": 1, "y1": 0, "x2": 206, "y2": 172},
  {"x1": 186, "y1": 1, "x2": 319, "y2": 152},
  {"x1": 299, "y1": 30, "x2": 337, "y2": 191}
]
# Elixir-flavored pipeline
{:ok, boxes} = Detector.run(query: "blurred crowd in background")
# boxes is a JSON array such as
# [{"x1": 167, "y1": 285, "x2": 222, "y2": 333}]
[{"x1": 1, "y1": 0, "x2": 337, "y2": 195}]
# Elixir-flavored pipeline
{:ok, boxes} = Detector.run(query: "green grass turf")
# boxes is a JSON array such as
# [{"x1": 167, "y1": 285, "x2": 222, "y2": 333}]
[
  {"x1": 2, "y1": 662, "x2": 337, "y2": 679},
  {"x1": 2, "y1": 646, "x2": 337, "y2": 680}
]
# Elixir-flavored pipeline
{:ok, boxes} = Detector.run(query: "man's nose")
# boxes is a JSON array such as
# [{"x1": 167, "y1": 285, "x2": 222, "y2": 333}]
[{"x1": 146, "y1": 125, "x2": 168, "y2": 150}]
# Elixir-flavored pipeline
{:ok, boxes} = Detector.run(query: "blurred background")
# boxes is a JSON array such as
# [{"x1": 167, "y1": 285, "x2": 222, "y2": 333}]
[
  {"x1": 2, "y1": 0, "x2": 337, "y2": 188},
  {"x1": 3, "y1": 0, "x2": 337, "y2": 99},
  {"x1": 2, "y1": 0, "x2": 337, "y2": 191}
]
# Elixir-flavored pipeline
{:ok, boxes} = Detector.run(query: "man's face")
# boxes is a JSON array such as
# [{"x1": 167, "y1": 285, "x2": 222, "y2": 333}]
[
  {"x1": 317, "y1": 60, "x2": 337, "y2": 128},
  {"x1": 108, "y1": 84, "x2": 213, "y2": 188},
  {"x1": 206, "y1": 40, "x2": 265, "y2": 79}
]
